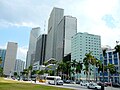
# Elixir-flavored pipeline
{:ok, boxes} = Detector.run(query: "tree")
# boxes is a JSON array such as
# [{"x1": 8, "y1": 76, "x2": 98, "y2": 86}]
[
  {"x1": 114, "y1": 44, "x2": 120, "y2": 60},
  {"x1": 96, "y1": 59, "x2": 102, "y2": 81},
  {"x1": 44, "y1": 58, "x2": 58, "y2": 76},
  {"x1": 36, "y1": 70, "x2": 44, "y2": 75},
  {"x1": 23, "y1": 69, "x2": 28, "y2": 77},
  {"x1": 107, "y1": 63, "x2": 116, "y2": 82},
  {"x1": 0, "y1": 67, "x2": 3, "y2": 77},
  {"x1": 65, "y1": 61, "x2": 72, "y2": 80},
  {"x1": 28, "y1": 65, "x2": 32, "y2": 79},
  {"x1": 83, "y1": 52, "x2": 96, "y2": 81},
  {"x1": 14, "y1": 72, "x2": 18, "y2": 78},
  {"x1": 0, "y1": 57, "x2": 2, "y2": 65},
  {"x1": 71, "y1": 59, "x2": 78, "y2": 81},
  {"x1": 76, "y1": 61, "x2": 83, "y2": 81},
  {"x1": 57, "y1": 61, "x2": 66, "y2": 79}
]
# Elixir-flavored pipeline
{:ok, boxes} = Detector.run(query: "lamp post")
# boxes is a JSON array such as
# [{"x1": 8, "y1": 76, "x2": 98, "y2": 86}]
[
  {"x1": 101, "y1": 47, "x2": 108, "y2": 90},
  {"x1": 74, "y1": 67, "x2": 76, "y2": 84}
]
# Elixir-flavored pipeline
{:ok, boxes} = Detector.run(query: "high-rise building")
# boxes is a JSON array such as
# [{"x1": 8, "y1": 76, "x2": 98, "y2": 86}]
[
  {"x1": 45, "y1": 7, "x2": 64, "y2": 61},
  {"x1": 3, "y1": 42, "x2": 18, "y2": 76},
  {"x1": 14, "y1": 59, "x2": 25, "y2": 76},
  {"x1": 71, "y1": 32, "x2": 101, "y2": 80},
  {"x1": 99, "y1": 49, "x2": 120, "y2": 83},
  {"x1": 35, "y1": 34, "x2": 47, "y2": 65},
  {"x1": 56, "y1": 16, "x2": 77, "y2": 61},
  {"x1": 33, "y1": 34, "x2": 47, "y2": 70},
  {"x1": 26, "y1": 27, "x2": 40, "y2": 69},
  {"x1": 0, "y1": 49, "x2": 6, "y2": 68}
]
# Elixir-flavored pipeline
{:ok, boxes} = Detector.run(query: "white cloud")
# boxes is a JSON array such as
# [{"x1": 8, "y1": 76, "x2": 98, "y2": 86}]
[
  {"x1": 0, "y1": 0, "x2": 120, "y2": 60},
  {"x1": 17, "y1": 46, "x2": 28, "y2": 62}
]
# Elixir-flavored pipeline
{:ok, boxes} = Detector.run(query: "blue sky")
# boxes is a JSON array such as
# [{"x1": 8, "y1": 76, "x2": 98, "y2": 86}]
[{"x1": 0, "y1": 0, "x2": 120, "y2": 61}]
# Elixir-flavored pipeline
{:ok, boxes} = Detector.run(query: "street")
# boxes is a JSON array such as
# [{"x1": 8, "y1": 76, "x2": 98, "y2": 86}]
[{"x1": 47, "y1": 83, "x2": 120, "y2": 90}]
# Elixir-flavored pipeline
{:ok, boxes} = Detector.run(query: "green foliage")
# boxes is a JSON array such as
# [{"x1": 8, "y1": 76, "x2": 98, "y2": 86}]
[
  {"x1": 0, "y1": 57, "x2": 2, "y2": 65},
  {"x1": 107, "y1": 63, "x2": 116, "y2": 75},
  {"x1": 28, "y1": 65, "x2": 32, "y2": 71},
  {"x1": 83, "y1": 52, "x2": 96, "y2": 80},
  {"x1": 57, "y1": 61, "x2": 66, "y2": 74},
  {"x1": 14, "y1": 72, "x2": 17, "y2": 76},
  {"x1": 0, "y1": 67, "x2": 3, "y2": 76},
  {"x1": 114, "y1": 44, "x2": 120, "y2": 60},
  {"x1": 36, "y1": 70, "x2": 44, "y2": 75},
  {"x1": 76, "y1": 61, "x2": 83, "y2": 73}
]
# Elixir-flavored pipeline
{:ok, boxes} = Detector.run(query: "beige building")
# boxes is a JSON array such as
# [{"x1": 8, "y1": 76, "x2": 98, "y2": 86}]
[{"x1": 3, "y1": 42, "x2": 18, "y2": 76}]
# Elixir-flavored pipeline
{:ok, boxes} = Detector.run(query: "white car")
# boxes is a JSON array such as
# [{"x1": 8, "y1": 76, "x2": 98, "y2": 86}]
[
  {"x1": 56, "y1": 80, "x2": 64, "y2": 85},
  {"x1": 80, "y1": 81, "x2": 89, "y2": 86},
  {"x1": 87, "y1": 83, "x2": 101, "y2": 90}
]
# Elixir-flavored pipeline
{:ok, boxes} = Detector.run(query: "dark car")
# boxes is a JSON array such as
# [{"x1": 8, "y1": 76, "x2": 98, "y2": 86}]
[
  {"x1": 64, "y1": 80, "x2": 75, "y2": 84},
  {"x1": 76, "y1": 80, "x2": 80, "y2": 84},
  {"x1": 64, "y1": 80, "x2": 71, "y2": 84},
  {"x1": 112, "y1": 82, "x2": 120, "y2": 87},
  {"x1": 97, "y1": 81, "x2": 107, "y2": 87},
  {"x1": 105, "y1": 82, "x2": 111, "y2": 86},
  {"x1": 22, "y1": 78, "x2": 28, "y2": 81}
]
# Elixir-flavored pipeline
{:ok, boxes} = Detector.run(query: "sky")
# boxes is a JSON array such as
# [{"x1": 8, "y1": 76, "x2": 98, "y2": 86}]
[{"x1": 0, "y1": 0, "x2": 120, "y2": 62}]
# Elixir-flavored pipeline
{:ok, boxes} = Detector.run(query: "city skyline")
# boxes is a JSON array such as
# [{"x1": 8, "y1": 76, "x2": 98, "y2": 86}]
[{"x1": 0, "y1": 0, "x2": 120, "y2": 61}]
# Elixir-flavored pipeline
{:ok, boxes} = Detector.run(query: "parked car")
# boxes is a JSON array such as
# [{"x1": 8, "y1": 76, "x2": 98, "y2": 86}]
[
  {"x1": 56, "y1": 80, "x2": 64, "y2": 85},
  {"x1": 80, "y1": 81, "x2": 89, "y2": 86},
  {"x1": 105, "y1": 82, "x2": 111, "y2": 86},
  {"x1": 97, "y1": 81, "x2": 107, "y2": 87},
  {"x1": 87, "y1": 82, "x2": 101, "y2": 90},
  {"x1": 64, "y1": 80, "x2": 75, "y2": 84},
  {"x1": 76, "y1": 80, "x2": 80, "y2": 84},
  {"x1": 112, "y1": 82, "x2": 120, "y2": 87},
  {"x1": 64, "y1": 80, "x2": 71, "y2": 84}
]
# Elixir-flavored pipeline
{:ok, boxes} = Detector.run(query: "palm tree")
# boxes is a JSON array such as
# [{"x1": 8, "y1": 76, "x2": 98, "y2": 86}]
[
  {"x1": 57, "y1": 61, "x2": 66, "y2": 79},
  {"x1": 96, "y1": 59, "x2": 102, "y2": 81},
  {"x1": 114, "y1": 44, "x2": 120, "y2": 60},
  {"x1": 65, "y1": 61, "x2": 72, "y2": 80},
  {"x1": 0, "y1": 67, "x2": 3, "y2": 77},
  {"x1": 83, "y1": 52, "x2": 96, "y2": 81},
  {"x1": 0, "y1": 57, "x2": 2, "y2": 65},
  {"x1": 28, "y1": 65, "x2": 33, "y2": 80},
  {"x1": 76, "y1": 61, "x2": 83, "y2": 81},
  {"x1": 71, "y1": 59, "x2": 78, "y2": 81},
  {"x1": 22, "y1": 69, "x2": 28, "y2": 78},
  {"x1": 107, "y1": 63, "x2": 116, "y2": 82},
  {"x1": 44, "y1": 58, "x2": 58, "y2": 76},
  {"x1": 14, "y1": 72, "x2": 18, "y2": 78}
]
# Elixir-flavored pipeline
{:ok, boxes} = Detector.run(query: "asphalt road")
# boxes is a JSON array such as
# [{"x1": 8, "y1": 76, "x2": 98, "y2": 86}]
[{"x1": 50, "y1": 83, "x2": 120, "y2": 90}]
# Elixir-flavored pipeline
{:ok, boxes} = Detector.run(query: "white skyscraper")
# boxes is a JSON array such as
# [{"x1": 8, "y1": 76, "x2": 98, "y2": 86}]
[
  {"x1": 3, "y1": 42, "x2": 18, "y2": 76},
  {"x1": 26, "y1": 27, "x2": 40, "y2": 69},
  {"x1": 45, "y1": 7, "x2": 64, "y2": 61},
  {"x1": 56, "y1": 16, "x2": 77, "y2": 61}
]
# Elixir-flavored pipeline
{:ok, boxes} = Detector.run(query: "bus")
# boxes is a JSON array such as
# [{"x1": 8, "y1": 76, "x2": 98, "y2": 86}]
[{"x1": 46, "y1": 76, "x2": 63, "y2": 85}]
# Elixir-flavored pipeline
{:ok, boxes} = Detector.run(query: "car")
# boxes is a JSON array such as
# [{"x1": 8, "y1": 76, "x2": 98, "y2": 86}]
[
  {"x1": 105, "y1": 82, "x2": 111, "y2": 86},
  {"x1": 97, "y1": 81, "x2": 107, "y2": 87},
  {"x1": 64, "y1": 80, "x2": 71, "y2": 84},
  {"x1": 80, "y1": 81, "x2": 89, "y2": 86},
  {"x1": 112, "y1": 82, "x2": 120, "y2": 87},
  {"x1": 56, "y1": 80, "x2": 64, "y2": 85},
  {"x1": 76, "y1": 80, "x2": 80, "y2": 84},
  {"x1": 87, "y1": 82, "x2": 101, "y2": 90},
  {"x1": 64, "y1": 80, "x2": 75, "y2": 84}
]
